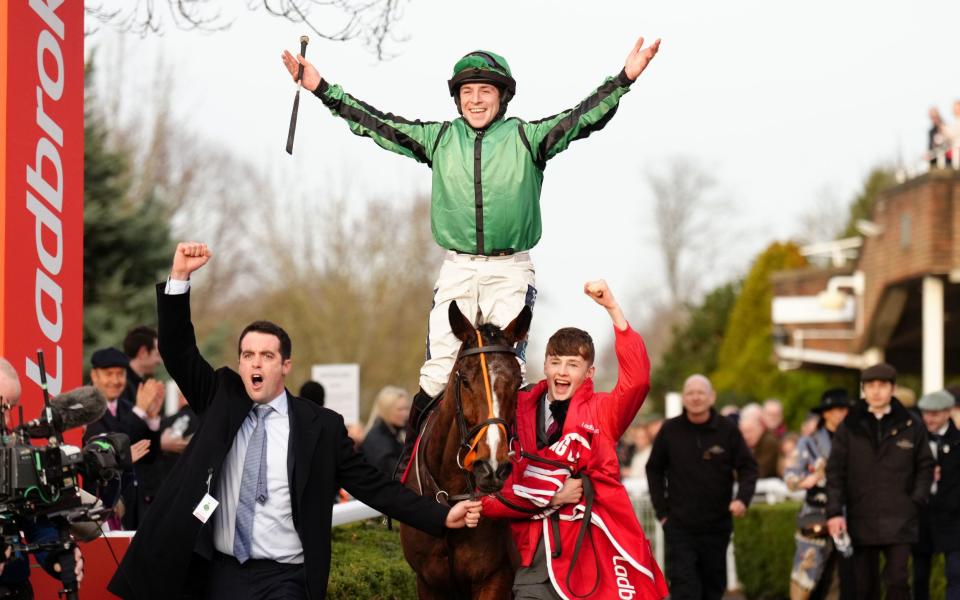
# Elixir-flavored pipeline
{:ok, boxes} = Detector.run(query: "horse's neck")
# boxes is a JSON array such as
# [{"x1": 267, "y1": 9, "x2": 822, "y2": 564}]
[{"x1": 425, "y1": 401, "x2": 471, "y2": 497}]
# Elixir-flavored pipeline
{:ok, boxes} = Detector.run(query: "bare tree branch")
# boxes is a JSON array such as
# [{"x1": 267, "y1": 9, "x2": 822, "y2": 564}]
[
  {"x1": 86, "y1": 0, "x2": 409, "y2": 58},
  {"x1": 646, "y1": 156, "x2": 720, "y2": 306}
]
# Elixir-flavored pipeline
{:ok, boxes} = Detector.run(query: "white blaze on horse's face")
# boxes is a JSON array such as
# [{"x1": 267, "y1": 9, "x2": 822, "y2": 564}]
[{"x1": 485, "y1": 372, "x2": 501, "y2": 472}]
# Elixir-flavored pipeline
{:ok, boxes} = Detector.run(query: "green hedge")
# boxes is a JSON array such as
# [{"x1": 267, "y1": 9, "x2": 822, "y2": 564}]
[
  {"x1": 329, "y1": 510, "x2": 950, "y2": 599},
  {"x1": 733, "y1": 502, "x2": 946, "y2": 599},
  {"x1": 328, "y1": 520, "x2": 417, "y2": 600}
]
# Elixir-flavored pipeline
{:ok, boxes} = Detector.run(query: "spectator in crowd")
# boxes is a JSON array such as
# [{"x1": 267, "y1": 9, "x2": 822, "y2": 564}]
[
  {"x1": 826, "y1": 363, "x2": 934, "y2": 600},
  {"x1": 345, "y1": 423, "x2": 366, "y2": 449},
  {"x1": 627, "y1": 423, "x2": 653, "y2": 480},
  {"x1": 895, "y1": 385, "x2": 917, "y2": 410},
  {"x1": 719, "y1": 404, "x2": 740, "y2": 426},
  {"x1": 616, "y1": 424, "x2": 639, "y2": 468},
  {"x1": 122, "y1": 326, "x2": 163, "y2": 404},
  {"x1": 740, "y1": 404, "x2": 781, "y2": 479},
  {"x1": 158, "y1": 384, "x2": 199, "y2": 479},
  {"x1": 785, "y1": 388, "x2": 853, "y2": 600},
  {"x1": 913, "y1": 390, "x2": 960, "y2": 600},
  {"x1": 360, "y1": 386, "x2": 411, "y2": 478},
  {"x1": 763, "y1": 398, "x2": 787, "y2": 438},
  {"x1": 946, "y1": 384, "x2": 960, "y2": 428},
  {"x1": 647, "y1": 374, "x2": 758, "y2": 600},
  {"x1": 800, "y1": 412, "x2": 820, "y2": 438},
  {"x1": 298, "y1": 380, "x2": 325, "y2": 407},
  {"x1": 778, "y1": 432, "x2": 798, "y2": 479},
  {"x1": 945, "y1": 99, "x2": 960, "y2": 161},
  {"x1": 122, "y1": 326, "x2": 173, "y2": 518},
  {"x1": 646, "y1": 415, "x2": 665, "y2": 439},
  {"x1": 84, "y1": 347, "x2": 165, "y2": 529},
  {"x1": 0, "y1": 359, "x2": 85, "y2": 595},
  {"x1": 928, "y1": 106, "x2": 948, "y2": 163}
]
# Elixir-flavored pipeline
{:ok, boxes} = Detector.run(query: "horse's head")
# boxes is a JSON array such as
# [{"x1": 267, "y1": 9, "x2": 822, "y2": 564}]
[{"x1": 448, "y1": 301, "x2": 532, "y2": 494}]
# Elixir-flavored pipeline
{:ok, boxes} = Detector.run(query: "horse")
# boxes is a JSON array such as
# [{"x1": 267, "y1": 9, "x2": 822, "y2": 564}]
[{"x1": 400, "y1": 300, "x2": 532, "y2": 599}]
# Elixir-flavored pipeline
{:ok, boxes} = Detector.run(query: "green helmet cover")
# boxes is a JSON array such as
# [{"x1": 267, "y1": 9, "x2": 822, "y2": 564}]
[{"x1": 447, "y1": 50, "x2": 516, "y2": 103}]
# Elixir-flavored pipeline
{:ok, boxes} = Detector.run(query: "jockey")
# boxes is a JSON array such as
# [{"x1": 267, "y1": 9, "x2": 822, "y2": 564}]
[
  {"x1": 481, "y1": 280, "x2": 668, "y2": 600},
  {"x1": 280, "y1": 37, "x2": 662, "y2": 470}
]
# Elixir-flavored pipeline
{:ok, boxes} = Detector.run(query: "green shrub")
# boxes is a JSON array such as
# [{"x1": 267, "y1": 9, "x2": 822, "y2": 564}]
[
  {"x1": 734, "y1": 502, "x2": 798, "y2": 599},
  {"x1": 733, "y1": 503, "x2": 947, "y2": 599},
  {"x1": 328, "y1": 520, "x2": 417, "y2": 600}
]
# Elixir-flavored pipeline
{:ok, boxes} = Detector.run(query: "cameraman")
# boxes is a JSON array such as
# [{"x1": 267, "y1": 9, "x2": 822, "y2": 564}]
[{"x1": 0, "y1": 359, "x2": 84, "y2": 598}]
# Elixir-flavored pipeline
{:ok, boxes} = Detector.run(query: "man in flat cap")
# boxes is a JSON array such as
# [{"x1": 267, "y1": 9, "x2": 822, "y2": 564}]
[
  {"x1": 826, "y1": 363, "x2": 934, "y2": 599},
  {"x1": 84, "y1": 347, "x2": 165, "y2": 528},
  {"x1": 913, "y1": 390, "x2": 960, "y2": 600}
]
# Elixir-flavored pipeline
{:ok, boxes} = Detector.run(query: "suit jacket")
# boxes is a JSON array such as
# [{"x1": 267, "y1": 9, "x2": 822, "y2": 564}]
[{"x1": 108, "y1": 284, "x2": 449, "y2": 599}]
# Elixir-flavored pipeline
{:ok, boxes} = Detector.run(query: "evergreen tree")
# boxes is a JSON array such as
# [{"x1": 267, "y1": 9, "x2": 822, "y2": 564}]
[
  {"x1": 83, "y1": 64, "x2": 173, "y2": 366},
  {"x1": 711, "y1": 242, "x2": 838, "y2": 427},
  {"x1": 650, "y1": 282, "x2": 738, "y2": 406}
]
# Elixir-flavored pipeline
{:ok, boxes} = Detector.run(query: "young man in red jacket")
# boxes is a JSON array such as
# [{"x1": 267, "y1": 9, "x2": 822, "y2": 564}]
[{"x1": 481, "y1": 280, "x2": 667, "y2": 600}]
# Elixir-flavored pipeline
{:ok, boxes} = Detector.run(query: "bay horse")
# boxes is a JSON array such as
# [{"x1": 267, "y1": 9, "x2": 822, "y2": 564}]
[{"x1": 400, "y1": 300, "x2": 532, "y2": 599}]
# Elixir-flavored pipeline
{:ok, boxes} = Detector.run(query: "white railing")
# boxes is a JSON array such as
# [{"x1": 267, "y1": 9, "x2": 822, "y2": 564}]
[{"x1": 898, "y1": 146, "x2": 960, "y2": 181}]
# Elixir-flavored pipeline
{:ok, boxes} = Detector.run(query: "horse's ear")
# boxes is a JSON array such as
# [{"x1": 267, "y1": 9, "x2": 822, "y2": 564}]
[
  {"x1": 448, "y1": 301, "x2": 475, "y2": 343},
  {"x1": 503, "y1": 305, "x2": 533, "y2": 346}
]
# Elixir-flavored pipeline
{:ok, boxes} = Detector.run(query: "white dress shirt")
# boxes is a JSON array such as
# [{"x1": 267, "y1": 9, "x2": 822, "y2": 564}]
[{"x1": 165, "y1": 278, "x2": 303, "y2": 563}]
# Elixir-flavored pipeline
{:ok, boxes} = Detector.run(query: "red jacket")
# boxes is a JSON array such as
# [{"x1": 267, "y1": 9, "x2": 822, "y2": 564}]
[{"x1": 482, "y1": 325, "x2": 667, "y2": 599}]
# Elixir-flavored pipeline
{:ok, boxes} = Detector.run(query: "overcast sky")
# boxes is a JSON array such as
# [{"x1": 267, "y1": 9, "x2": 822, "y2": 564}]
[{"x1": 86, "y1": 0, "x2": 960, "y2": 380}]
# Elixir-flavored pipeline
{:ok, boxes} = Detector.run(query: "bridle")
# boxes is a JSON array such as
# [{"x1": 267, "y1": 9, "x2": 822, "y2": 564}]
[{"x1": 450, "y1": 329, "x2": 519, "y2": 500}]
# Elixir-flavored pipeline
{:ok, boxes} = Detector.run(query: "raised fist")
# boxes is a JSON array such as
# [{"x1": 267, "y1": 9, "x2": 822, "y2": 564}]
[
  {"x1": 584, "y1": 279, "x2": 617, "y2": 309},
  {"x1": 171, "y1": 242, "x2": 212, "y2": 280}
]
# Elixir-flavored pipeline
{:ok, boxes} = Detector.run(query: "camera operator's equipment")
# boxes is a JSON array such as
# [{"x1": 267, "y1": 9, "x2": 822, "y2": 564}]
[
  {"x1": 285, "y1": 35, "x2": 310, "y2": 155},
  {"x1": 0, "y1": 350, "x2": 131, "y2": 600}
]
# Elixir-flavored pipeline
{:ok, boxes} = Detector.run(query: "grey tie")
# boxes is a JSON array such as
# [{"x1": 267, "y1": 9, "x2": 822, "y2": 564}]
[{"x1": 234, "y1": 404, "x2": 272, "y2": 563}]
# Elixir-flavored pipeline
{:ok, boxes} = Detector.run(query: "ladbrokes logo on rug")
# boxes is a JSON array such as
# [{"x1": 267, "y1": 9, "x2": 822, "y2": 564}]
[
  {"x1": 549, "y1": 432, "x2": 591, "y2": 463},
  {"x1": 612, "y1": 555, "x2": 637, "y2": 599}
]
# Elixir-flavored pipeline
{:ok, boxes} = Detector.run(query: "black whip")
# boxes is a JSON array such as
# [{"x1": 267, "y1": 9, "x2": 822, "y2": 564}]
[{"x1": 285, "y1": 35, "x2": 310, "y2": 155}]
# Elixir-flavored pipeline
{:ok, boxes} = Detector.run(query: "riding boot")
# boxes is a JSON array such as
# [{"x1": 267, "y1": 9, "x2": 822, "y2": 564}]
[{"x1": 394, "y1": 388, "x2": 437, "y2": 480}]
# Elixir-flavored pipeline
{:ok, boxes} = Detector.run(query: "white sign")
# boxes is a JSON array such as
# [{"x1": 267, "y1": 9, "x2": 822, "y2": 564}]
[
  {"x1": 772, "y1": 295, "x2": 856, "y2": 324},
  {"x1": 310, "y1": 363, "x2": 360, "y2": 424},
  {"x1": 665, "y1": 392, "x2": 682, "y2": 419}
]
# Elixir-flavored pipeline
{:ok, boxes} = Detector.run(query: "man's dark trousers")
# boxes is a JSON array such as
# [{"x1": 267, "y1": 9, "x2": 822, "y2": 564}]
[
  {"x1": 664, "y1": 522, "x2": 728, "y2": 600},
  {"x1": 207, "y1": 553, "x2": 306, "y2": 600},
  {"x1": 854, "y1": 544, "x2": 910, "y2": 600}
]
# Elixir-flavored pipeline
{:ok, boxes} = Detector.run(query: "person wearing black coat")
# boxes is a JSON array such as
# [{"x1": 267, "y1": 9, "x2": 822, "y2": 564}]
[
  {"x1": 84, "y1": 347, "x2": 163, "y2": 529},
  {"x1": 826, "y1": 363, "x2": 935, "y2": 600},
  {"x1": 360, "y1": 385, "x2": 409, "y2": 478},
  {"x1": 646, "y1": 374, "x2": 758, "y2": 600},
  {"x1": 913, "y1": 390, "x2": 960, "y2": 600},
  {"x1": 108, "y1": 242, "x2": 481, "y2": 600}
]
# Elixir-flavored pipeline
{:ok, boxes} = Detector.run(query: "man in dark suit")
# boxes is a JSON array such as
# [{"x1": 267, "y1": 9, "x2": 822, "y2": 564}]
[
  {"x1": 84, "y1": 346, "x2": 164, "y2": 528},
  {"x1": 120, "y1": 325, "x2": 163, "y2": 404},
  {"x1": 108, "y1": 242, "x2": 481, "y2": 600}
]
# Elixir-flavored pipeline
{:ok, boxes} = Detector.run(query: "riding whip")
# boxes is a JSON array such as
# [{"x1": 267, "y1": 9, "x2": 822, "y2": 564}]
[{"x1": 285, "y1": 35, "x2": 309, "y2": 155}]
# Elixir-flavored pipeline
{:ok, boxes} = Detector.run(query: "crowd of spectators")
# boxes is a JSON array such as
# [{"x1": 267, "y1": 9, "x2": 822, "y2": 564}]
[{"x1": 618, "y1": 375, "x2": 960, "y2": 599}]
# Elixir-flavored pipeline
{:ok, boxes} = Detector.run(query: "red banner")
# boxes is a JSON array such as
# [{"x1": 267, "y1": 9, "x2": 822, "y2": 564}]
[{"x1": 1, "y1": 0, "x2": 84, "y2": 429}]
